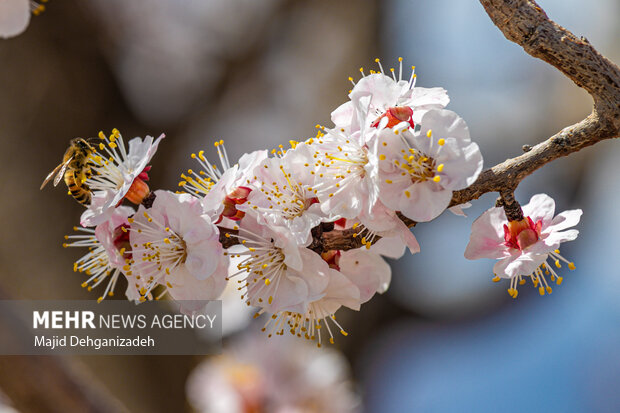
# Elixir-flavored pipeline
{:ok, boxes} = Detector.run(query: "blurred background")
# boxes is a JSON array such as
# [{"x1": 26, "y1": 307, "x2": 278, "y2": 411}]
[{"x1": 0, "y1": 0, "x2": 619, "y2": 411}]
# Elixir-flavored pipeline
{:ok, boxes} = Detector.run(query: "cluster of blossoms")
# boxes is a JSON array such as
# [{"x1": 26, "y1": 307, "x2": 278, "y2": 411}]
[
  {"x1": 57, "y1": 59, "x2": 581, "y2": 347},
  {"x1": 187, "y1": 330, "x2": 359, "y2": 413}
]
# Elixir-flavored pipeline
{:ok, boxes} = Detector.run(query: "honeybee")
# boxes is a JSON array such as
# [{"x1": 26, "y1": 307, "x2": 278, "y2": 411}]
[{"x1": 40, "y1": 138, "x2": 97, "y2": 206}]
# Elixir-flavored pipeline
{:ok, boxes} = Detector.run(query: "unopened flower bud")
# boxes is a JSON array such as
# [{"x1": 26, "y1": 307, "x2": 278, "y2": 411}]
[
  {"x1": 221, "y1": 186, "x2": 252, "y2": 221},
  {"x1": 124, "y1": 177, "x2": 150, "y2": 205}
]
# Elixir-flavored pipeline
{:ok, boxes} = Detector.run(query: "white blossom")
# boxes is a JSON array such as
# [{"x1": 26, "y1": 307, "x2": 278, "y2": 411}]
[
  {"x1": 240, "y1": 144, "x2": 329, "y2": 246},
  {"x1": 82, "y1": 129, "x2": 164, "y2": 226},
  {"x1": 187, "y1": 330, "x2": 360, "y2": 413},
  {"x1": 377, "y1": 109, "x2": 483, "y2": 222},
  {"x1": 332, "y1": 58, "x2": 449, "y2": 132}
]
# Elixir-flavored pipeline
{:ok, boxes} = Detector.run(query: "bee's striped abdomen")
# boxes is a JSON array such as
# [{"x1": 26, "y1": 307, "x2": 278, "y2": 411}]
[{"x1": 65, "y1": 169, "x2": 92, "y2": 206}]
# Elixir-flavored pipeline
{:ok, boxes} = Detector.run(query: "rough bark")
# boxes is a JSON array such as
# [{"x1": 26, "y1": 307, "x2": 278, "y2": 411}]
[{"x1": 451, "y1": 0, "x2": 620, "y2": 206}]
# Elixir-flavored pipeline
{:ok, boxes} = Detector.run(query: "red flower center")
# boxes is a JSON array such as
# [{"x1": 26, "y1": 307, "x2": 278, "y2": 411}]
[
  {"x1": 503, "y1": 216, "x2": 542, "y2": 250},
  {"x1": 113, "y1": 224, "x2": 132, "y2": 259},
  {"x1": 371, "y1": 106, "x2": 414, "y2": 129}
]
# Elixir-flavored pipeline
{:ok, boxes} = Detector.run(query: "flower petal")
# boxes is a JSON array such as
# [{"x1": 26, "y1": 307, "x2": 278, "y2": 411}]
[
  {"x1": 544, "y1": 209, "x2": 583, "y2": 233},
  {"x1": 464, "y1": 206, "x2": 509, "y2": 260},
  {"x1": 493, "y1": 251, "x2": 546, "y2": 278},
  {"x1": 0, "y1": 0, "x2": 29, "y2": 39},
  {"x1": 398, "y1": 182, "x2": 452, "y2": 222},
  {"x1": 522, "y1": 193, "x2": 555, "y2": 227},
  {"x1": 339, "y1": 249, "x2": 391, "y2": 303}
]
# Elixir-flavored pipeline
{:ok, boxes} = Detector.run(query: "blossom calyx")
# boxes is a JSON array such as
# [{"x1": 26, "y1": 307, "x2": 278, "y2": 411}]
[
  {"x1": 504, "y1": 217, "x2": 542, "y2": 251},
  {"x1": 371, "y1": 106, "x2": 414, "y2": 129},
  {"x1": 220, "y1": 186, "x2": 252, "y2": 221}
]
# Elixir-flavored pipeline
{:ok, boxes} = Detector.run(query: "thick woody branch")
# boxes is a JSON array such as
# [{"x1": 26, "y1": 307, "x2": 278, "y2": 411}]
[
  {"x1": 450, "y1": 0, "x2": 620, "y2": 205},
  {"x1": 479, "y1": 0, "x2": 620, "y2": 116}
]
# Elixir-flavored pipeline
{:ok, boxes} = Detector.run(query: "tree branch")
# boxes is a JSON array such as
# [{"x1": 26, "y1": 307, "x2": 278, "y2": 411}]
[
  {"x1": 449, "y1": 113, "x2": 616, "y2": 206},
  {"x1": 478, "y1": 0, "x2": 620, "y2": 115},
  {"x1": 220, "y1": 0, "x2": 619, "y2": 254},
  {"x1": 450, "y1": 0, "x2": 619, "y2": 205}
]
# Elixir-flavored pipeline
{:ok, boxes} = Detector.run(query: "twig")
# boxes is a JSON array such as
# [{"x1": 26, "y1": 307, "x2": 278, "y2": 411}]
[
  {"x1": 0, "y1": 356, "x2": 129, "y2": 413},
  {"x1": 0, "y1": 288, "x2": 129, "y2": 413}
]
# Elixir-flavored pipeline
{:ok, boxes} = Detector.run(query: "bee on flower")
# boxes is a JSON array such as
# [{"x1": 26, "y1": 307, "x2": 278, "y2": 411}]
[
  {"x1": 81, "y1": 129, "x2": 164, "y2": 227},
  {"x1": 464, "y1": 193, "x2": 582, "y2": 298}
]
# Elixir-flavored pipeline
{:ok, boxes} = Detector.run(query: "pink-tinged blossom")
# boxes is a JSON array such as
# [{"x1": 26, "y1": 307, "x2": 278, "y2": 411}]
[
  {"x1": 187, "y1": 331, "x2": 360, "y2": 413},
  {"x1": 82, "y1": 129, "x2": 164, "y2": 225},
  {"x1": 181, "y1": 140, "x2": 267, "y2": 225},
  {"x1": 240, "y1": 144, "x2": 328, "y2": 246},
  {"x1": 129, "y1": 190, "x2": 228, "y2": 304},
  {"x1": 64, "y1": 206, "x2": 135, "y2": 302},
  {"x1": 464, "y1": 193, "x2": 582, "y2": 297},
  {"x1": 94, "y1": 205, "x2": 134, "y2": 269},
  {"x1": 377, "y1": 109, "x2": 483, "y2": 222},
  {"x1": 331, "y1": 58, "x2": 449, "y2": 132}
]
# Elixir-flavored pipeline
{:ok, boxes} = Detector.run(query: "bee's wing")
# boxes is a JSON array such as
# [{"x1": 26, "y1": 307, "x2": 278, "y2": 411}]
[
  {"x1": 40, "y1": 157, "x2": 73, "y2": 189},
  {"x1": 53, "y1": 158, "x2": 73, "y2": 187}
]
